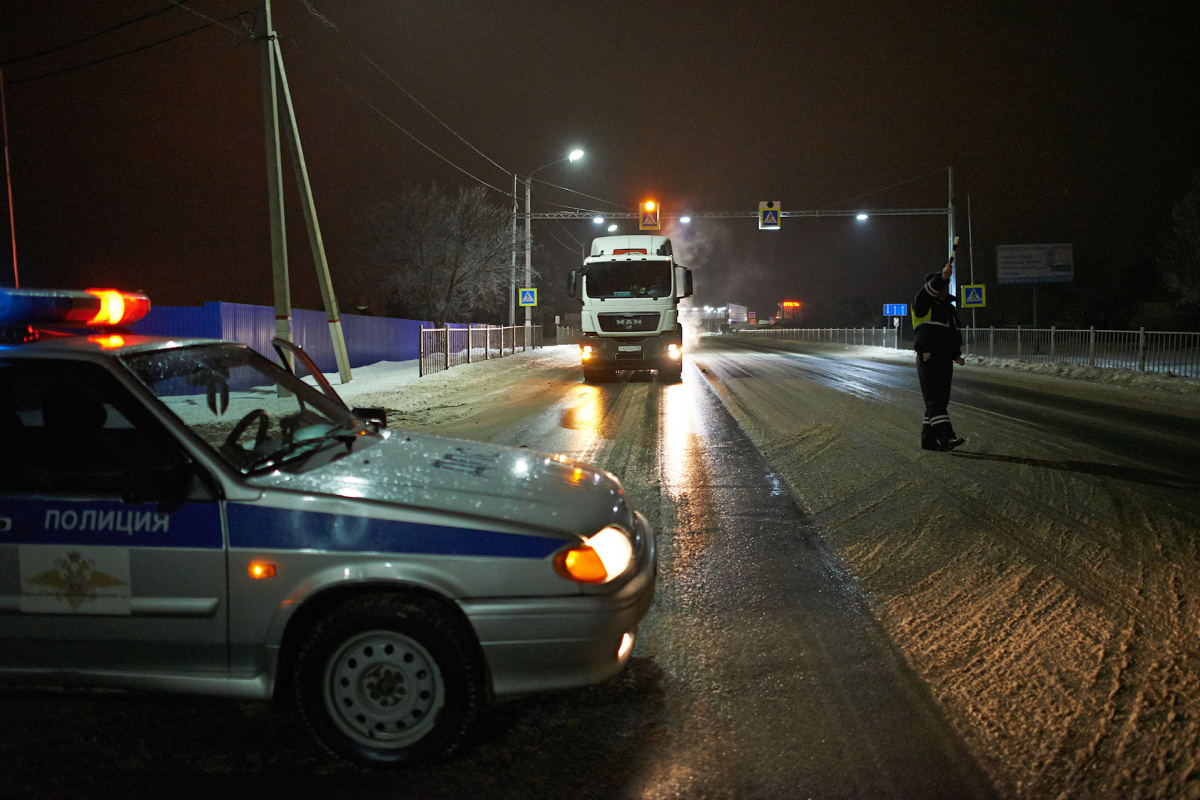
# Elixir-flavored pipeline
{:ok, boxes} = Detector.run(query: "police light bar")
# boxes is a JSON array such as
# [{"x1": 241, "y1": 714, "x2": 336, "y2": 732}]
[{"x1": 0, "y1": 287, "x2": 150, "y2": 328}]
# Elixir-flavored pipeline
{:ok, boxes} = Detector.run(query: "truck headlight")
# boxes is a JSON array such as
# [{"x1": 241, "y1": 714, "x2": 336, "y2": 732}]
[
  {"x1": 668, "y1": 343, "x2": 681, "y2": 360},
  {"x1": 580, "y1": 344, "x2": 594, "y2": 362},
  {"x1": 554, "y1": 525, "x2": 634, "y2": 584}
]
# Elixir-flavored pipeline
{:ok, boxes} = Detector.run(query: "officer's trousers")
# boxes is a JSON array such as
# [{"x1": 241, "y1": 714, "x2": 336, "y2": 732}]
[{"x1": 916, "y1": 351, "x2": 956, "y2": 449}]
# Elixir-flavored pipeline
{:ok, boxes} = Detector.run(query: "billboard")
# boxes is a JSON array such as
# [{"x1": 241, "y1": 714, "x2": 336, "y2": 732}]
[{"x1": 996, "y1": 244, "x2": 1074, "y2": 285}]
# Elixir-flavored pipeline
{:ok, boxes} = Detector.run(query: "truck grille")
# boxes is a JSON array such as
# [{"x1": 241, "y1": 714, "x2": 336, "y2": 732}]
[{"x1": 598, "y1": 313, "x2": 660, "y2": 333}]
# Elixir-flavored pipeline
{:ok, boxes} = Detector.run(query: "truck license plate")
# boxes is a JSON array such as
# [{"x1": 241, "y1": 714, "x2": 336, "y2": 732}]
[{"x1": 618, "y1": 345, "x2": 642, "y2": 352}]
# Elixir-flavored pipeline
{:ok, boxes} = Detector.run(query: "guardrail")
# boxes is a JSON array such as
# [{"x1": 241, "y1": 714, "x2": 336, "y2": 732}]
[
  {"x1": 736, "y1": 326, "x2": 900, "y2": 349},
  {"x1": 961, "y1": 326, "x2": 1200, "y2": 379},
  {"x1": 419, "y1": 324, "x2": 544, "y2": 377},
  {"x1": 734, "y1": 325, "x2": 1200, "y2": 380}
]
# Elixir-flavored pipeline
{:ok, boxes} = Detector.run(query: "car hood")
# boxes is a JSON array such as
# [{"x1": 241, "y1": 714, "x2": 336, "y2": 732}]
[{"x1": 244, "y1": 429, "x2": 630, "y2": 537}]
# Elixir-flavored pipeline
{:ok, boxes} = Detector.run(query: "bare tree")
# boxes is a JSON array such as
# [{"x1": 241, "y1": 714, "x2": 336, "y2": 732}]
[
  {"x1": 356, "y1": 184, "x2": 527, "y2": 325},
  {"x1": 1158, "y1": 173, "x2": 1200, "y2": 309}
]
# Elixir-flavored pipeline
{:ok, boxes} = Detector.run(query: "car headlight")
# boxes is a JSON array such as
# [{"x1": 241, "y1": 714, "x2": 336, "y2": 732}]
[{"x1": 554, "y1": 525, "x2": 634, "y2": 584}]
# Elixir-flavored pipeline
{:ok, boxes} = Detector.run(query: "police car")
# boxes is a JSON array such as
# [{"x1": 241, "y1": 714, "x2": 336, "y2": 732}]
[{"x1": 0, "y1": 287, "x2": 656, "y2": 767}]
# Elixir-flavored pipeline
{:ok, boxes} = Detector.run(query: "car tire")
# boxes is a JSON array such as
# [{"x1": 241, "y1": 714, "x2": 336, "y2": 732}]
[{"x1": 294, "y1": 593, "x2": 486, "y2": 768}]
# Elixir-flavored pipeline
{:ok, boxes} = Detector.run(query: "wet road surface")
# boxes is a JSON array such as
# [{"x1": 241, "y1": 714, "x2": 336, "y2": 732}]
[{"x1": 1, "y1": 347, "x2": 998, "y2": 799}]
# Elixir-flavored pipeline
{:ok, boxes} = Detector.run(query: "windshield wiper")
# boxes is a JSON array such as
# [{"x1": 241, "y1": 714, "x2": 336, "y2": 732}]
[{"x1": 246, "y1": 418, "x2": 366, "y2": 473}]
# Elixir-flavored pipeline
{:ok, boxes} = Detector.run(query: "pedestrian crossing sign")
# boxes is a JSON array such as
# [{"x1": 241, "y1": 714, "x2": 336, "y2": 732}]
[
  {"x1": 961, "y1": 284, "x2": 986, "y2": 308},
  {"x1": 759, "y1": 201, "x2": 781, "y2": 230},
  {"x1": 519, "y1": 288, "x2": 538, "y2": 307}
]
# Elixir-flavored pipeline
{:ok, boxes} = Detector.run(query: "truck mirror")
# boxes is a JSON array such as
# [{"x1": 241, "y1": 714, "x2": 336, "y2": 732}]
[
  {"x1": 567, "y1": 270, "x2": 577, "y2": 299},
  {"x1": 680, "y1": 269, "x2": 694, "y2": 299}
]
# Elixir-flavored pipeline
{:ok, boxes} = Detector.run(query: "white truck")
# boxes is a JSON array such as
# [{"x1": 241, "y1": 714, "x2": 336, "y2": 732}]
[{"x1": 568, "y1": 234, "x2": 694, "y2": 383}]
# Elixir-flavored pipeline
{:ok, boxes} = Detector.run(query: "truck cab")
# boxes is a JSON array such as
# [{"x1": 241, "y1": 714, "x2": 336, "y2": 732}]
[{"x1": 568, "y1": 235, "x2": 694, "y2": 383}]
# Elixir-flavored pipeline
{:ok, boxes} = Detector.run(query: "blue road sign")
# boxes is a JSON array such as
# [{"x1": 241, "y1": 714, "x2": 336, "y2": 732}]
[
  {"x1": 961, "y1": 285, "x2": 986, "y2": 308},
  {"x1": 883, "y1": 303, "x2": 908, "y2": 316},
  {"x1": 519, "y1": 288, "x2": 538, "y2": 307}
]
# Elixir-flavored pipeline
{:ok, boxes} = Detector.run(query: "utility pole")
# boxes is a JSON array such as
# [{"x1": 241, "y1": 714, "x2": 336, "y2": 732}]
[
  {"x1": 258, "y1": 0, "x2": 351, "y2": 383},
  {"x1": 510, "y1": 173, "x2": 517, "y2": 326},
  {"x1": 524, "y1": 177, "x2": 532, "y2": 332},
  {"x1": 947, "y1": 166, "x2": 955, "y2": 298},
  {"x1": 2, "y1": 69, "x2": 18, "y2": 288}
]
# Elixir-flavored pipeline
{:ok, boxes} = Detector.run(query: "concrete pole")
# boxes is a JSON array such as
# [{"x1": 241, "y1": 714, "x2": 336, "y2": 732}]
[
  {"x1": 524, "y1": 177, "x2": 532, "y2": 331},
  {"x1": 259, "y1": 1, "x2": 290, "y2": 354},
  {"x1": 271, "y1": 37, "x2": 351, "y2": 383},
  {"x1": 1, "y1": 69, "x2": 17, "y2": 288},
  {"x1": 947, "y1": 165, "x2": 956, "y2": 298},
  {"x1": 510, "y1": 172, "x2": 517, "y2": 326}
]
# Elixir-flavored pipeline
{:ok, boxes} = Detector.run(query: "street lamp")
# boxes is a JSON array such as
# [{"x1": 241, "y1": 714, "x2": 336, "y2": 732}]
[{"x1": 510, "y1": 148, "x2": 584, "y2": 327}]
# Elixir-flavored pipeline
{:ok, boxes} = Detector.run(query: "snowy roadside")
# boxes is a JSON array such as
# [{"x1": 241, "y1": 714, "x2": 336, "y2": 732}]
[{"x1": 322, "y1": 338, "x2": 1200, "y2": 409}]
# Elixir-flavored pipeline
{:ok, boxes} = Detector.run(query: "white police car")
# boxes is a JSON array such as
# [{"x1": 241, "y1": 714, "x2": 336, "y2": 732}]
[{"x1": 0, "y1": 287, "x2": 656, "y2": 767}]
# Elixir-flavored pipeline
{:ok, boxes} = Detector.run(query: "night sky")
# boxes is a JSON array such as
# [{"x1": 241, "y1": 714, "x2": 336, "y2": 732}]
[{"x1": 2, "y1": 1, "x2": 1197, "y2": 326}]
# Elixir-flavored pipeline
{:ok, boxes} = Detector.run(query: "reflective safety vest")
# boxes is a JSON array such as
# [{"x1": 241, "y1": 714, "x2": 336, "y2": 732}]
[{"x1": 910, "y1": 307, "x2": 950, "y2": 329}]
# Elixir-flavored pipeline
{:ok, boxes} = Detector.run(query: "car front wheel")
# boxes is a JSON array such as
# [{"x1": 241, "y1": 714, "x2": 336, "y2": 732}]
[{"x1": 294, "y1": 593, "x2": 485, "y2": 767}]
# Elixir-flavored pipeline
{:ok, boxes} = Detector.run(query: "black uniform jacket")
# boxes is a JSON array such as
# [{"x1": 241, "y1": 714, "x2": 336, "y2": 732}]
[{"x1": 911, "y1": 272, "x2": 963, "y2": 360}]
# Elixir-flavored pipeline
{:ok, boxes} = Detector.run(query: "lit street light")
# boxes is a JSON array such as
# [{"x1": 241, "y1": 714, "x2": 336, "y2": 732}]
[{"x1": 511, "y1": 148, "x2": 584, "y2": 327}]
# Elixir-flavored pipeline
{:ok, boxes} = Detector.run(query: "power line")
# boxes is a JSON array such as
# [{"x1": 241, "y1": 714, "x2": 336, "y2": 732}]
[
  {"x1": 299, "y1": 0, "x2": 513, "y2": 181},
  {"x1": 280, "y1": 35, "x2": 509, "y2": 196},
  {"x1": 0, "y1": 2, "x2": 185, "y2": 68},
  {"x1": 825, "y1": 167, "x2": 949, "y2": 209},
  {"x1": 4, "y1": 16, "x2": 248, "y2": 87}
]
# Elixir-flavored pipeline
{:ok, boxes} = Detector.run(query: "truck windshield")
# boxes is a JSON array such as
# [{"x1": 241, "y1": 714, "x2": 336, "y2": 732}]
[{"x1": 585, "y1": 260, "x2": 673, "y2": 299}]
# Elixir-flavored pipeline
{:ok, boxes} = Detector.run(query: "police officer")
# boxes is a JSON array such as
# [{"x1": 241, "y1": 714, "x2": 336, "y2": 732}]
[{"x1": 912, "y1": 260, "x2": 966, "y2": 451}]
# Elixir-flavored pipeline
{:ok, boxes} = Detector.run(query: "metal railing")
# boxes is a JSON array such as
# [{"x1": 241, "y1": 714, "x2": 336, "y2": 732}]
[
  {"x1": 961, "y1": 326, "x2": 1200, "y2": 379},
  {"x1": 736, "y1": 326, "x2": 900, "y2": 349},
  {"x1": 734, "y1": 325, "x2": 1200, "y2": 379},
  {"x1": 419, "y1": 324, "x2": 544, "y2": 377}
]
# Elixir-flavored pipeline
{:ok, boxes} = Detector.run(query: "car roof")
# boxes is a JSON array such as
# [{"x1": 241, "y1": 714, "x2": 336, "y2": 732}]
[{"x1": 1, "y1": 333, "x2": 240, "y2": 358}]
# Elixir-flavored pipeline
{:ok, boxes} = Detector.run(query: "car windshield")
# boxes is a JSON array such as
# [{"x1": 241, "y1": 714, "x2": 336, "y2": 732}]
[
  {"x1": 121, "y1": 343, "x2": 362, "y2": 474},
  {"x1": 585, "y1": 260, "x2": 673, "y2": 299}
]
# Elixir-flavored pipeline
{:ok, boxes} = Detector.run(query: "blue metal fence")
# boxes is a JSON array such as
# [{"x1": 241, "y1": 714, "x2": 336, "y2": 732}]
[{"x1": 131, "y1": 302, "x2": 431, "y2": 374}]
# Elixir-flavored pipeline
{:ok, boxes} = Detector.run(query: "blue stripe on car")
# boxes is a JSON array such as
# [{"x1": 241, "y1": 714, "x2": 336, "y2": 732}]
[
  {"x1": 0, "y1": 498, "x2": 222, "y2": 547},
  {"x1": 227, "y1": 503, "x2": 564, "y2": 558}
]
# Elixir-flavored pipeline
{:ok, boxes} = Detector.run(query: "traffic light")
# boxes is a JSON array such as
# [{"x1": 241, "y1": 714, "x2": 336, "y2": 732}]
[{"x1": 640, "y1": 200, "x2": 660, "y2": 230}]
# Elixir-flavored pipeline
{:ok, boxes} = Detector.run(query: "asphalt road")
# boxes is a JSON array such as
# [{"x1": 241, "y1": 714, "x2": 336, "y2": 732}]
[{"x1": 1, "y1": 345, "x2": 999, "y2": 800}]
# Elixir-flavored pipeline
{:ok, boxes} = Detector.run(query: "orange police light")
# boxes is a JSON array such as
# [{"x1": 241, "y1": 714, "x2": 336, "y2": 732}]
[{"x1": 85, "y1": 289, "x2": 151, "y2": 326}]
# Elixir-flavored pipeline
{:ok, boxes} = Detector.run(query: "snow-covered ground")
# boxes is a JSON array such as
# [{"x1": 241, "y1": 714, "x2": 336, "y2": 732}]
[{"x1": 317, "y1": 341, "x2": 1200, "y2": 798}]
